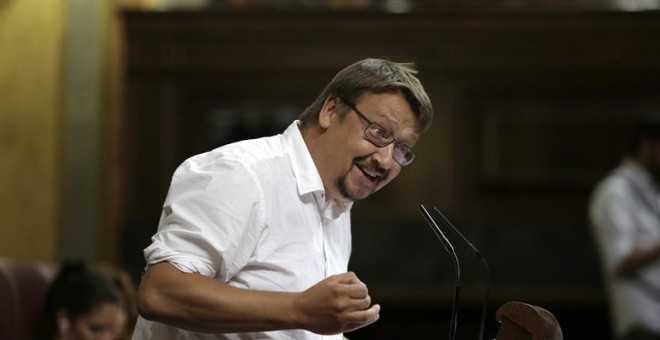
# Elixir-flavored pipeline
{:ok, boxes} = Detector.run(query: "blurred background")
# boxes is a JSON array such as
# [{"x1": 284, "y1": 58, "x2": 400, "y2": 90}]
[{"x1": 3, "y1": 0, "x2": 660, "y2": 338}]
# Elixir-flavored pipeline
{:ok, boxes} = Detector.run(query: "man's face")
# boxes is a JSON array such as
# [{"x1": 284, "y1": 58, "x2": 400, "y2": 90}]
[
  {"x1": 319, "y1": 92, "x2": 420, "y2": 202},
  {"x1": 648, "y1": 139, "x2": 660, "y2": 185}
]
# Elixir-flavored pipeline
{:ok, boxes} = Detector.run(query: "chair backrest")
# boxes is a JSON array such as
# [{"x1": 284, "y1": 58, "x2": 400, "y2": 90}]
[
  {"x1": 0, "y1": 261, "x2": 55, "y2": 340},
  {"x1": 495, "y1": 301, "x2": 563, "y2": 340}
]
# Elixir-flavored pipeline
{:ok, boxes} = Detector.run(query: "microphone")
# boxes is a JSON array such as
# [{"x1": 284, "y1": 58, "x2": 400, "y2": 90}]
[
  {"x1": 432, "y1": 206, "x2": 491, "y2": 340},
  {"x1": 419, "y1": 204, "x2": 460, "y2": 340}
]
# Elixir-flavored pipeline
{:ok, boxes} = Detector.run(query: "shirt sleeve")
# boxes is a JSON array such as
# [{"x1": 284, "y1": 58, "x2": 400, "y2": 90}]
[
  {"x1": 589, "y1": 180, "x2": 638, "y2": 275},
  {"x1": 143, "y1": 157, "x2": 265, "y2": 281}
]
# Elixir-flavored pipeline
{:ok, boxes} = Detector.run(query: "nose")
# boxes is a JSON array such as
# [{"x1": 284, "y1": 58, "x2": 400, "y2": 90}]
[{"x1": 372, "y1": 143, "x2": 395, "y2": 169}]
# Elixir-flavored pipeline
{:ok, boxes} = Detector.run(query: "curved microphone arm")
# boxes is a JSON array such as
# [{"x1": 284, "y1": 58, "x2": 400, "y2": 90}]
[
  {"x1": 419, "y1": 204, "x2": 460, "y2": 340},
  {"x1": 433, "y1": 207, "x2": 491, "y2": 340}
]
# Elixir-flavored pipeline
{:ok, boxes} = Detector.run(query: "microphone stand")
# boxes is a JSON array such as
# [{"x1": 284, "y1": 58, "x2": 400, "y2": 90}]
[
  {"x1": 433, "y1": 207, "x2": 491, "y2": 340},
  {"x1": 419, "y1": 204, "x2": 460, "y2": 340}
]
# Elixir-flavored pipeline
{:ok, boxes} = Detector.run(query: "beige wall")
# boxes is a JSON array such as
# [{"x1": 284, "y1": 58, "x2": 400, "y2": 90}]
[
  {"x1": 0, "y1": 0, "x2": 117, "y2": 263},
  {"x1": 0, "y1": 0, "x2": 65, "y2": 262}
]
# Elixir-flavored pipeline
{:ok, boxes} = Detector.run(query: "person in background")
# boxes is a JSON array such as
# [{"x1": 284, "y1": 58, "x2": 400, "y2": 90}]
[
  {"x1": 133, "y1": 58, "x2": 434, "y2": 339},
  {"x1": 589, "y1": 109, "x2": 660, "y2": 340},
  {"x1": 92, "y1": 263, "x2": 139, "y2": 339},
  {"x1": 41, "y1": 260, "x2": 130, "y2": 340}
]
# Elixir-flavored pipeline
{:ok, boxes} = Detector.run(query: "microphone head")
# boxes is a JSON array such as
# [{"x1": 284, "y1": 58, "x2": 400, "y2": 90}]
[{"x1": 419, "y1": 204, "x2": 455, "y2": 254}]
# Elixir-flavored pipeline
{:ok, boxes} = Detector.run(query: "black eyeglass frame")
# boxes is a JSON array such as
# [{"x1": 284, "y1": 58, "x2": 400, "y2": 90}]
[{"x1": 338, "y1": 97, "x2": 417, "y2": 166}]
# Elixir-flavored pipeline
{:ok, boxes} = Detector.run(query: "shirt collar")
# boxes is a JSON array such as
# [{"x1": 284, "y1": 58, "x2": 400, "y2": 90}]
[{"x1": 282, "y1": 121, "x2": 352, "y2": 217}]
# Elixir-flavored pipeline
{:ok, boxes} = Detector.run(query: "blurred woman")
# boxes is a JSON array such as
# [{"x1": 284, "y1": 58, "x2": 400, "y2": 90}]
[{"x1": 41, "y1": 261, "x2": 128, "y2": 340}]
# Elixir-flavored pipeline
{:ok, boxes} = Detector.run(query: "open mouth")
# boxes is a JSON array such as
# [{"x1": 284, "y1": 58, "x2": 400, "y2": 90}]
[{"x1": 356, "y1": 163, "x2": 382, "y2": 183}]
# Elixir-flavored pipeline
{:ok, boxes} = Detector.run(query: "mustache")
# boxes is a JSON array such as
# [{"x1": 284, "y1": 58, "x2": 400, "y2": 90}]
[{"x1": 355, "y1": 157, "x2": 387, "y2": 177}]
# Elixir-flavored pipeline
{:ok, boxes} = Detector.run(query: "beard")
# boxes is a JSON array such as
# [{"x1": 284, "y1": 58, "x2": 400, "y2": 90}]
[
  {"x1": 336, "y1": 174, "x2": 372, "y2": 202},
  {"x1": 336, "y1": 157, "x2": 386, "y2": 201}
]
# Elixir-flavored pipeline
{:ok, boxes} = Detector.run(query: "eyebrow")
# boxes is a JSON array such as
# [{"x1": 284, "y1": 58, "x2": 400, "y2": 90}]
[
  {"x1": 348, "y1": 100, "x2": 398, "y2": 134},
  {"x1": 373, "y1": 113, "x2": 401, "y2": 134},
  {"x1": 344, "y1": 96, "x2": 418, "y2": 144}
]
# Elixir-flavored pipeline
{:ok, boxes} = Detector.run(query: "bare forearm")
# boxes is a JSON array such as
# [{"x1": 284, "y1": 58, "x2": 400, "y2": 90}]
[
  {"x1": 616, "y1": 244, "x2": 660, "y2": 278},
  {"x1": 137, "y1": 262, "x2": 301, "y2": 333},
  {"x1": 137, "y1": 262, "x2": 380, "y2": 335}
]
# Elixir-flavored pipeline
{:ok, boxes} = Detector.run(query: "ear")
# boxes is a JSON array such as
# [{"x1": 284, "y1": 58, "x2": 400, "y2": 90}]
[
  {"x1": 318, "y1": 96, "x2": 341, "y2": 129},
  {"x1": 56, "y1": 310, "x2": 70, "y2": 334}
]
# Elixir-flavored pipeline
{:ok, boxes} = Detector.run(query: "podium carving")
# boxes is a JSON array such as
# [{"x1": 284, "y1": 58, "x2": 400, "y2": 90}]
[{"x1": 496, "y1": 301, "x2": 563, "y2": 340}]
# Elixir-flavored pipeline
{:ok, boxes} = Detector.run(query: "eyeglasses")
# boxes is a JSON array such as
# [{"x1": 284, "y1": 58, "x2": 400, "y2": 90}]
[{"x1": 339, "y1": 97, "x2": 417, "y2": 166}]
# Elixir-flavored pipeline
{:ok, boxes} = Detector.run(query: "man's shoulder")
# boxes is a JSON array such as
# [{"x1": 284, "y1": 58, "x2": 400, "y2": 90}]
[
  {"x1": 186, "y1": 134, "x2": 286, "y2": 171},
  {"x1": 590, "y1": 168, "x2": 634, "y2": 207}
]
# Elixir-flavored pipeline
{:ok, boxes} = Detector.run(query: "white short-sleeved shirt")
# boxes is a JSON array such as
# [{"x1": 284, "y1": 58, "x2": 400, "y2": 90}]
[
  {"x1": 132, "y1": 121, "x2": 353, "y2": 340},
  {"x1": 589, "y1": 158, "x2": 660, "y2": 337}
]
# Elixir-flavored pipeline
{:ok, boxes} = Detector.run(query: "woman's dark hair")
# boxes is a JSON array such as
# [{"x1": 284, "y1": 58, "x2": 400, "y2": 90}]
[{"x1": 40, "y1": 260, "x2": 122, "y2": 339}]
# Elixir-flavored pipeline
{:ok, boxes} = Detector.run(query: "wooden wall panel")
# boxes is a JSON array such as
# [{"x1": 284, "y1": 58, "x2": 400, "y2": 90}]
[{"x1": 118, "y1": 9, "x2": 660, "y2": 314}]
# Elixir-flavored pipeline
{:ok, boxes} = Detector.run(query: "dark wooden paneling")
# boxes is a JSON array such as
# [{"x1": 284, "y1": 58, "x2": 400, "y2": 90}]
[{"x1": 118, "y1": 9, "x2": 660, "y2": 338}]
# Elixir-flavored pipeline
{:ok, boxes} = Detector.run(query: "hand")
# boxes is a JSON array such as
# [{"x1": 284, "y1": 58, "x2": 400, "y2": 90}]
[{"x1": 294, "y1": 272, "x2": 380, "y2": 335}]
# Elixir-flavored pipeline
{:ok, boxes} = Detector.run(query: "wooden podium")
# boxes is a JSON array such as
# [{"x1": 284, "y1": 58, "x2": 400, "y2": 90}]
[{"x1": 495, "y1": 301, "x2": 563, "y2": 340}]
